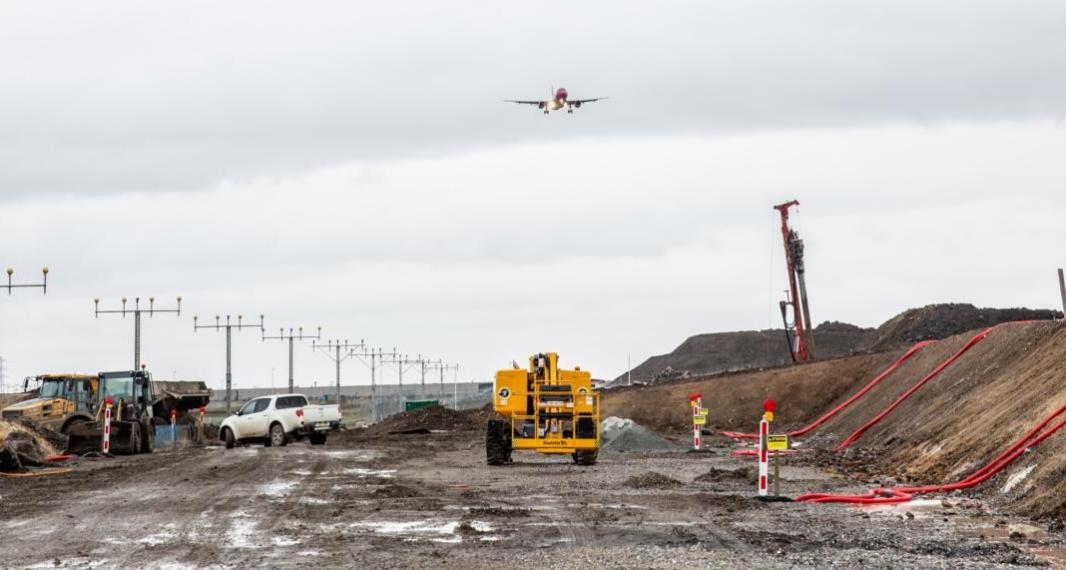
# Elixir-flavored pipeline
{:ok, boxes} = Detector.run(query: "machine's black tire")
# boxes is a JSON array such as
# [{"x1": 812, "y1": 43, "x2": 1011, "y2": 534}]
[
  {"x1": 60, "y1": 418, "x2": 89, "y2": 435},
  {"x1": 223, "y1": 428, "x2": 235, "y2": 449},
  {"x1": 486, "y1": 419, "x2": 512, "y2": 466},
  {"x1": 572, "y1": 450, "x2": 598, "y2": 466},
  {"x1": 141, "y1": 421, "x2": 155, "y2": 454},
  {"x1": 269, "y1": 423, "x2": 288, "y2": 447},
  {"x1": 127, "y1": 422, "x2": 142, "y2": 456},
  {"x1": 308, "y1": 433, "x2": 328, "y2": 446}
]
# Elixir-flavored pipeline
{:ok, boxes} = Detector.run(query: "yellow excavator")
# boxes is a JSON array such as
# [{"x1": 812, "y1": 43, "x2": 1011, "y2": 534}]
[
  {"x1": 487, "y1": 352, "x2": 600, "y2": 466},
  {"x1": 0, "y1": 374, "x2": 98, "y2": 433}
]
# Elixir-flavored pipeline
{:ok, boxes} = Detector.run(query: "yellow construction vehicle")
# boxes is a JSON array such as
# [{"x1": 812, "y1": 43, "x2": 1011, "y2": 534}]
[
  {"x1": 488, "y1": 352, "x2": 600, "y2": 466},
  {"x1": 1, "y1": 374, "x2": 98, "y2": 433}
]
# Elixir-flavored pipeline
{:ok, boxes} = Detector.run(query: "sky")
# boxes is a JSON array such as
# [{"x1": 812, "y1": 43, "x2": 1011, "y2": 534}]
[{"x1": 1, "y1": 1, "x2": 1064, "y2": 391}]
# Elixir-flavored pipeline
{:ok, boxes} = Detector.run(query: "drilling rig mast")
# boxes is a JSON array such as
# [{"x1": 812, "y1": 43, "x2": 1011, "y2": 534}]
[{"x1": 774, "y1": 200, "x2": 815, "y2": 363}]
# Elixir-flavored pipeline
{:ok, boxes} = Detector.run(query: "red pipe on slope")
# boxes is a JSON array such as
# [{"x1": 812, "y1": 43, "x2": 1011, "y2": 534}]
[
  {"x1": 796, "y1": 401, "x2": 1066, "y2": 505},
  {"x1": 833, "y1": 321, "x2": 1034, "y2": 452},
  {"x1": 720, "y1": 341, "x2": 935, "y2": 441}
]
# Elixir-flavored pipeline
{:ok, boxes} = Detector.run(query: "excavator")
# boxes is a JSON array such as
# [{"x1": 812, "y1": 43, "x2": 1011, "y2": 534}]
[
  {"x1": 487, "y1": 352, "x2": 600, "y2": 466},
  {"x1": 65, "y1": 370, "x2": 158, "y2": 455}
]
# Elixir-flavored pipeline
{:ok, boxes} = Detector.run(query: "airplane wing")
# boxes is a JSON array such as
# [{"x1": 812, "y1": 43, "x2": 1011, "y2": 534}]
[
  {"x1": 505, "y1": 100, "x2": 545, "y2": 105},
  {"x1": 567, "y1": 97, "x2": 608, "y2": 106}
]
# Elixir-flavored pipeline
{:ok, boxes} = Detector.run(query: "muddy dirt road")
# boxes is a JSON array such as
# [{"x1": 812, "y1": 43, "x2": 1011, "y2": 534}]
[{"x1": 0, "y1": 430, "x2": 1062, "y2": 569}]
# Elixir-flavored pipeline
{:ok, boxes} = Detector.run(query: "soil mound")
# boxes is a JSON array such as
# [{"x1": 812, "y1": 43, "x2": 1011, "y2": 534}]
[
  {"x1": 360, "y1": 404, "x2": 487, "y2": 436},
  {"x1": 622, "y1": 471, "x2": 683, "y2": 489},
  {"x1": 614, "y1": 304, "x2": 1060, "y2": 386},
  {"x1": 615, "y1": 322, "x2": 871, "y2": 385},
  {"x1": 863, "y1": 304, "x2": 1060, "y2": 352},
  {"x1": 695, "y1": 466, "x2": 755, "y2": 484},
  {"x1": 0, "y1": 419, "x2": 61, "y2": 457}
]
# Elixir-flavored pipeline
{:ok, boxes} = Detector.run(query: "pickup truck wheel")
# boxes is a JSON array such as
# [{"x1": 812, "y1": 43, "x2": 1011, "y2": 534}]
[
  {"x1": 308, "y1": 433, "x2": 327, "y2": 446},
  {"x1": 486, "y1": 419, "x2": 512, "y2": 466},
  {"x1": 269, "y1": 423, "x2": 288, "y2": 447},
  {"x1": 222, "y1": 428, "x2": 235, "y2": 449}
]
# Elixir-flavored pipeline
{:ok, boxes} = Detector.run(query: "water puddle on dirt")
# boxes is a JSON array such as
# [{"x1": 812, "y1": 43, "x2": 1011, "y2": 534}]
[
  {"x1": 860, "y1": 498, "x2": 945, "y2": 519},
  {"x1": 348, "y1": 519, "x2": 496, "y2": 543},
  {"x1": 342, "y1": 467, "x2": 396, "y2": 478},
  {"x1": 257, "y1": 480, "x2": 298, "y2": 497},
  {"x1": 954, "y1": 515, "x2": 1066, "y2": 567},
  {"x1": 323, "y1": 450, "x2": 379, "y2": 461}
]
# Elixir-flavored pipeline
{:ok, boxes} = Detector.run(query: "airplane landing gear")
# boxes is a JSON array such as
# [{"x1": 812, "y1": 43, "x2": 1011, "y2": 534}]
[{"x1": 567, "y1": 108, "x2": 573, "y2": 114}]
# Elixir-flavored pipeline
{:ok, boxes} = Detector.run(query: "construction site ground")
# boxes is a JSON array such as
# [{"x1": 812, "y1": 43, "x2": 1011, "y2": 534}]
[{"x1": 1, "y1": 426, "x2": 1063, "y2": 568}]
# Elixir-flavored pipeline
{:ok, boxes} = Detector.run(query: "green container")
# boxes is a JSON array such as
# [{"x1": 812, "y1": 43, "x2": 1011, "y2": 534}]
[{"x1": 404, "y1": 399, "x2": 440, "y2": 412}]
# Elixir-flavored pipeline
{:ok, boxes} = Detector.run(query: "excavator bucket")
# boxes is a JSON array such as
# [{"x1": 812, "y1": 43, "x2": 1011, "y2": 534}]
[{"x1": 65, "y1": 421, "x2": 140, "y2": 455}]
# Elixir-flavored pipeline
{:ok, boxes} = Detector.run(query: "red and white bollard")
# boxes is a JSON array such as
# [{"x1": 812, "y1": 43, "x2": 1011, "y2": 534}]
[
  {"x1": 198, "y1": 405, "x2": 206, "y2": 444},
  {"x1": 758, "y1": 417, "x2": 769, "y2": 496},
  {"x1": 102, "y1": 395, "x2": 114, "y2": 454},
  {"x1": 689, "y1": 393, "x2": 703, "y2": 450},
  {"x1": 171, "y1": 408, "x2": 178, "y2": 451},
  {"x1": 758, "y1": 398, "x2": 776, "y2": 497}
]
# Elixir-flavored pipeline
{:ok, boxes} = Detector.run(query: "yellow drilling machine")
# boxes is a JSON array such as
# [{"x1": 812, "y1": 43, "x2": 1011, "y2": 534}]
[{"x1": 487, "y1": 352, "x2": 600, "y2": 466}]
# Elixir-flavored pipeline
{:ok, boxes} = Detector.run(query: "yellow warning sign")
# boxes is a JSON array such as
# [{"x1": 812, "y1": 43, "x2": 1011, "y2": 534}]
[
  {"x1": 767, "y1": 435, "x2": 789, "y2": 451},
  {"x1": 693, "y1": 417, "x2": 706, "y2": 426},
  {"x1": 698, "y1": 409, "x2": 709, "y2": 416}
]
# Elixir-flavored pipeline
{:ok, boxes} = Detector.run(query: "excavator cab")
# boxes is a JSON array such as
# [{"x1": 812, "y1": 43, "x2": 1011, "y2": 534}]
[
  {"x1": 66, "y1": 370, "x2": 157, "y2": 455},
  {"x1": 487, "y1": 352, "x2": 600, "y2": 466}
]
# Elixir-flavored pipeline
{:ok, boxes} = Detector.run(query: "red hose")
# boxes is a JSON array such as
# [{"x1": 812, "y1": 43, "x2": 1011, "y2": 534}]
[
  {"x1": 833, "y1": 321, "x2": 1035, "y2": 452},
  {"x1": 720, "y1": 341, "x2": 934, "y2": 441},
  {"x1": 796, "y1": 402, "x2": 1066, "y2": 504}
]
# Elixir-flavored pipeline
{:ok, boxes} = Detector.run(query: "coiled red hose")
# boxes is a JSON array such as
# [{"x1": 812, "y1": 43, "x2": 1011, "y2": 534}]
[
  {"x1": 796, "y1": 401, "x2": 1066, "y2": 504},
  {"x1": 720, "y1": 341, "x2": 934, "y2": 441}
]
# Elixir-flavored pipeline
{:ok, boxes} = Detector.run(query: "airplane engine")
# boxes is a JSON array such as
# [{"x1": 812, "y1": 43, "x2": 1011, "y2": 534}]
[
  {"x1": 574, "y1": 101, "x2": 582, "y2": 108},
  {"x1": 538, "y1": 102, "x2": 546, "y2": 109}
]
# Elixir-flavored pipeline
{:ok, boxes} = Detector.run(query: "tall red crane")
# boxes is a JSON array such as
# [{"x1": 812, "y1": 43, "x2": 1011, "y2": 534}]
[{"x1": 774, "y1": 200, "x2": 815, "y2": 363}]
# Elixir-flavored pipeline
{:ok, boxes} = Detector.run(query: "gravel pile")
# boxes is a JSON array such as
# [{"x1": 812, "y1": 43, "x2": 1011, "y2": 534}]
[{"x1": 600, "y1": 416, "x2": 676, "y2": 452}]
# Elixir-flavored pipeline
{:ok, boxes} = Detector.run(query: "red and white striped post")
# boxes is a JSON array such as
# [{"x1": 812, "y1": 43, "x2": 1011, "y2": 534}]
[
  {"x1": 102, "y1": 395, "x2": 114, "y2": 454},
  {"x1": 198, "y1": 405, "x2": 206, "y2": 444},
  {"x1": 688, "y1": 393, "x2": 703, "y2": 450},
  {"x1": 758, "y1": 398, "x2": 776, "y2": 497}
]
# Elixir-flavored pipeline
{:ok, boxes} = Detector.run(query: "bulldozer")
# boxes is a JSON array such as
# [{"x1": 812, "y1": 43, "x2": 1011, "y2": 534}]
[
  {"x1": 487, "y1": 352, "x2": 600, "y2": 466},
  {"x1": 66, "y1": 370, "x2": 157, "y2": 455},
  {"x1": 1, "y1": 374, "x2": 98, "y2": 433}
]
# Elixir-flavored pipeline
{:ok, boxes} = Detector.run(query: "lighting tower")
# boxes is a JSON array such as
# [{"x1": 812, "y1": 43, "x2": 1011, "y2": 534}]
[
  {"x1": 3, "y1": 267, "x2": 48, "y2": 295},
  {"x1": 194, "y1": 314, "x2": 265, "y2": 414},
  {"x1": 262, "y1": 326, "x2": 321, "y2": 392},
  {"x1": 311, "y1": 339, "x2": 366, "y2": 404},
  {"x1": 94, "y1": 296, "x2": 182, "y2": 370}
]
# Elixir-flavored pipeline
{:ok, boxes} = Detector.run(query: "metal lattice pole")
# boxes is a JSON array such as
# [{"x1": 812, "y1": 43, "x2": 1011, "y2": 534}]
[
  {"x1": 95, "y1": 296, "x2": 181, "y2": 370},
  {"x1": 262, "y1": 326, "x2": 321, "y2": 392},
  {"x1": 194, "y1": 314, "x2": 265, "y2": 414}
]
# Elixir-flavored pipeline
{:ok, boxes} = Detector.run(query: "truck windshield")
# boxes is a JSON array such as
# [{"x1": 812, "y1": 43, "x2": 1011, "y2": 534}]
[
  {"x1": 39, "y1": 381, "x2": 63, "y2": 399},
  {"x1": 102, "y1": 376, "x2": 135, "y2": 402}
]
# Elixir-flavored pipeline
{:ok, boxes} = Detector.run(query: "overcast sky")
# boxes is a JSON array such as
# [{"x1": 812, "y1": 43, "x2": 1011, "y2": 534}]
[{"x1": 1, "y1": 1, "x2": 1064, "y2": 392}]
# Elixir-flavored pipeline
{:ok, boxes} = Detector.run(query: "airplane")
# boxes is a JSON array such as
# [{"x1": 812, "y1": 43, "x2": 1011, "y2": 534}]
[{"x1": 506, "y1": 87, "x2": 607, "y2": 114}]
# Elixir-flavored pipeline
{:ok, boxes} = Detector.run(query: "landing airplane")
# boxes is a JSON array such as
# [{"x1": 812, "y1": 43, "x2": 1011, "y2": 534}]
[{"x1": 506, "y1": 87, "x2": 607, "y2": 114}]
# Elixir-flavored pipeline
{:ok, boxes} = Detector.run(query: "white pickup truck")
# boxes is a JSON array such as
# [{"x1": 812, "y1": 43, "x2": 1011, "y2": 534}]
[{"x1": 219, "y1": 394, "x2": 342, "y2": 448}]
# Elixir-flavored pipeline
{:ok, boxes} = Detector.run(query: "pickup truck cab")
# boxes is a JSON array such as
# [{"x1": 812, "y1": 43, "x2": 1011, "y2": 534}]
[{"x1": 219, "y1": 394, "x2": 341, "y2": 449}]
